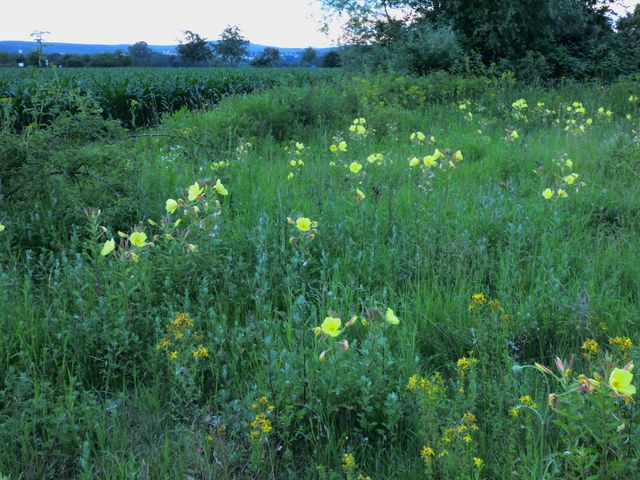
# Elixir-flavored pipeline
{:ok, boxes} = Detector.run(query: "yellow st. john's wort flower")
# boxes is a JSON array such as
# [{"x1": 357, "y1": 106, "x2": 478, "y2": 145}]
[
  {"x1": 349, "y1": 162, "x2": 362, "y2": 174},
  {"x1": 214, "y1": 179, "x2": 229, "y2": 196},
  {"x1": 385, "y1": 308, "x2": 400, "y2": 325},
  {"x1": 100, "y1": 238, "x2": 116, "y2": 256},
  {"x1": 129, "y1": 231, "x2": 147, "y2": 248},
  {"x1": 188, "y1": 181, "x2": 203, "y2": 201},
  {"x1": 295, "y1": 217, "x2": 312, "y2": 232},
  {"x1": 166, "y1": 199, "x2": 178, "y2": 214},
  {"x1": 609, "y1": 366, "x2": 636, "y2": 396},
  {"x1": 321, "y1": 316, "x2": 341, "y2": 337}
]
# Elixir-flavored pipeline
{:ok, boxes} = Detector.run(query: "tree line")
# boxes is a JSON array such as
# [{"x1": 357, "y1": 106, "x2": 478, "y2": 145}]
[
  {"x1": 321, "y1": 0, "x2": 640, "y2": 80},
  {"x1": 0, "y1": 25, "x2": 342, "y2": 69}
]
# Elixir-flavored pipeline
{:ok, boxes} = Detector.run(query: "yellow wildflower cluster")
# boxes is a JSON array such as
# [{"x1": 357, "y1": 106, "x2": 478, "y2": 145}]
[
  {"x1": 157, "y1": 312, "x2": 207, "y2": 363},
  {"x1": 250, "y1": 396, "x2": 274, "y2": 441},
  {"x1": 609, "y1": 336, "x2": 633, "y2": 360},
  {"x1": 468, "y1": 292, "x2": 486, "y2": 309},
  {"x1": 563, "y1": 101, "x2": 591, "y2": 135},
  {"x1": 348, "y1": 117, "x2": 368, "y2": 137},
  {"x1": 285, "y1": 140, "x2": 306, "y2": 180},
  {"x1": 581, "y1": 338, "x2": 600, "y2": 358},
  {"x1": 342, "y1": 452, "x2": 356, "y2": 471},
  {"x1": 539, "y1": 154, "x2": 585, "y2": 201},
  {"x1": 410, "y1": 131, "x2": 435, "y2": 145},
  {"x1": 406, "y1": 372, "x2": 444, "y2": 400},
  {"x1": 457, "y1": 355, "x2": 478, "y2": 380},
  {"x1": 419, "y1": 445, "x2": 435, "y2": 465},
  {"x1": 519, "y1": 395, "x2": 538, "y2": 409},
  {"x1": 441, "y1": 412, "x2": 479, "y2": 446}
]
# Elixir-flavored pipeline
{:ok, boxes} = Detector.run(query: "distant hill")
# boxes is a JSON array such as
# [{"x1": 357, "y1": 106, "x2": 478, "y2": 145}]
[{"x1": 0, "y1": 40, "x2": 335, "y2": 58}]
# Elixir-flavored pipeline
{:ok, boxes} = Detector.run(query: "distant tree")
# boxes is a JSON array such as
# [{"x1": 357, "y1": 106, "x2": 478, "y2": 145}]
[
  {"x1": 30, "y1": 30, "x2": 50, "y2": 68},
  {"x1": 618, "y1": 5, "x2": 640, "y2": 70},
  {"x1": 177, "y1": 31, "x2": 214, "y2": 66},
  {"x1": 250, "y1": 47, "x2": 280, "y2": 67},
  {"x1": 128, "y1": 41, "x2": 153, "y2": 66},
  {"x1": 301, "y1": 47, "x2": 317, "y2": 66},
  {"x1": 321, "y1": 50, "x2": 341, "y2": 68},
  {"x1": 214, "y1": 25, "x2": 249, "y2": 66}
]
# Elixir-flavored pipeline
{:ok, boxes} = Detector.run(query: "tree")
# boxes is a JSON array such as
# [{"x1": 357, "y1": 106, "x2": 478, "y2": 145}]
[
  {"x1": 214, "y1": 25, "x2": 249, "y2": 66},
  {"x1": 128, "y1": 41, "x2": 153, "y2": 66},
  {"x1": 177, "y1": 31, "x2": 214, "y2": 66},
  {"x1": 250, "y1": 47, "x2": 280, "y2": 67},
  {"x1": 301, "y1": 47, "x2": 317, "y2": 66},
  {"x1": 30, "y1": 30, "x2": 50, "y2": 68},
  {"x1": 321, "y1": 50, "x2": 342, "y2": 68}
]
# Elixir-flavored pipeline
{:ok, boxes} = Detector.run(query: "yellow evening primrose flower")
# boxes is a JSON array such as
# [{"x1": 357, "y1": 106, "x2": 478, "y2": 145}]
[
  {"x1": 295, "y1": 217, "x2": 312, "y2": 232},
  {"x1": 423, "y1": 155, "x2": 437, "y2": 168},
  {"x1": 321, "y1": 316, "x2": 342, "y2": 337},
  {"x1": 188, "y1": 182, "x2": 203, "y2": 201},
  {"x1": 129, "y1": 231, "x2": 147, "y2": 248},
  {"x1": 542, "y1": 188, "x2": 554, "y2": 200},
  {"x1": 409, "y1": 157, "x2": 421, "y2": 167},
  {"x1": 349, "y1": 162, "x2": 362, "y2": 174},
  {"x1": 609, "y1": 367, "x2": 636, "y2": 396},
  {"x1": 165, "y1": 199, "x2": 178, "y2": 214},
  {"x1": 290, "y1": 160, "x2": 297, "y2": 167},
  {"x1": 565, "y1": 159, "x2": 573, "y2": 168},
  {"x1": 356, "y1": 188, "x2": 365, "y2": 201},
  {"x1": 0, "y1": 223, "x2": 5, "y2": 233},
  {"x1": 563, "y1": 175, "x2": 575, "y2": 185},
  {"x1": 330, "y1": 144, "x2": 338, "y2": 152},
  {"x1": 453, "y1": 150, "x2": 463, "y2": 162},
  {"x1": 416, "y1": 131, "x2": 426, "y2": 141},
  {"x1": 433, "y1": 148, "x2": 444, "y2": 160},
  {"x1": 338, "y1": 141, "x2": 348, "y2": 152},
  {"x1": 214, "y1": 179, "x2": 229, "y2": 196},
  {"x1": 385, "y1": 308, "x2": 400, "y2": 325},
  {"x1": 287, "y1": 172, "x2": 294, "y2": 180},
  {"x1": 511, "y1": 130, "x2": 519, "y2": 139},
  {"x1": 558, "y1": 189, "x2": 568, "y2": 198},
  {"x1": 101, "y1": 238, "x2": 116, "y2": 256}
]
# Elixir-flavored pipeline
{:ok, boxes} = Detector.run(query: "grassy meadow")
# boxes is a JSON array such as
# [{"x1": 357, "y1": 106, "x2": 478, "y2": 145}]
[{"x1": 0, "y1": 70, "x2": 639, "y2": 479}]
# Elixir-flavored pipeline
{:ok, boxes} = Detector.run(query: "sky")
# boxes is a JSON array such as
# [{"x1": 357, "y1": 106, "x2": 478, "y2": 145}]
[{"x1": 1, "y1": 0, "x2": 639, "y2": 48}]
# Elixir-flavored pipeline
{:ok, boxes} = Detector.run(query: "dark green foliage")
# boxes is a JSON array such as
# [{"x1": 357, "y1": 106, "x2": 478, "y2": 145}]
[
  {"x1": 250, "y1": 47, "x2": 281, "y2": 67},
  {"x1": 177, "y1": 31, "x2": 214, "y2": 66},
  {"x1": 213, "y1": 25, "x2": 250, "y2": 66}
]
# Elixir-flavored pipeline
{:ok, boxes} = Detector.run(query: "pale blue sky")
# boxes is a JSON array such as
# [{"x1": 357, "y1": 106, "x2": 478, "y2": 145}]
[{"x1": 1, "y1": 0, "x2": 638, "y2": 47}]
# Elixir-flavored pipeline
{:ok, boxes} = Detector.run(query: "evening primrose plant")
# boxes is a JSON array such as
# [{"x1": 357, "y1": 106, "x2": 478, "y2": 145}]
[{"x1": 528, "y1": 343, "x2": 639, "y2": 478}]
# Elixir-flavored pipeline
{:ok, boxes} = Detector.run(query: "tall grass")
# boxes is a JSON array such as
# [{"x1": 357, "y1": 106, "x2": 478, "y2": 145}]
[{"x1": 0, "y1": 73, "x2": 639, "y2": 479}]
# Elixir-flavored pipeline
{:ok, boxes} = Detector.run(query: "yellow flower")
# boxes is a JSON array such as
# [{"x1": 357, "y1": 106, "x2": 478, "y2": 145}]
[
  {"x1": 349, "y1": 162, "x2": 362, "y2": 174},
  {"x1": 192, "y1": 345, "x2": 209, "y2": 359},
  {"x1": 330, "y1": 144, "x2": 338, "y2": 152},
  {"x1": 609, "y1": 367, "x2": 635, "y2": 396},
  {"x1": 287, "y1": 172, "x2": 294, "y2": 180},
  {"x1": 416, "y1": 131, "x2": 426, "y2": 141},
  {"x1": 356, "y1": 188, "x2": 365, "y2": 201},
  {"x1": 342, "y1": 453, "x2": 356, "y2": 470},
  {"x1": 509, "y1": 407, "x2": 519, "y2": 418},
  {"x1": 165, "y1": 199, "x2": 178, "y2": 214},
  {"x1": 295, "y1": 142, "x2": 304, "y2": 150},
  {"x1": 409, "y1": 157, "x2": 420, "y2": 167},
  {"x1": 129, "y1": 231, "x2": 147, "y2": 248},
  {"x1": 557, "y1": 189, "x2": 568, "y2": 198},
  {"x1": 188, "y1": 181, "x2": 203, "y2": 201},
  {"x1": 385, "y1": 308, "x2": 400, "y2": 325},
  {"x1": 214, "y1": 179, "x2": 229, "y2": 196},
  {"x1": 295, "y1": 217, "x2": 312, "y2": 232},
  {"x1": 321, "y1": 316, "x2": 341, "y2": 337},
  {"x1": 433, "y1": 148, "x2": 444, "y2": 160},
  {"x1": 511, "y1": 130, "x2": 519, "y2": 139},
  {"x1": 565, "y1": 159, "x2": 573, "y2": 168},
  {"x1": 100, "y1": 238, "x2": 116, "y2": 256},
  {"x1": 338, "y1": 141, "x2": 348, "y2": 151},
  {"x1": 473, "y1": 457, "x2": 483, "y2": 469},
  {"x1": 563, "y1": 175, "x2": 576, "y2": 185},
  {"x1": 290, "y1": 160, "x2": 297, "y2": 167},
  {"x1": 453, "y1": 150, "x2": 463, "y2": 162},
  {"x1": 170, "y1": 350, "x2": 178, "y2": 360},
  {"x1": 0, "y1": 223, "x2": 6, "y2": 233},
  {"x1": 423, "y1": 155, "x2": 436, "y2": 168},
  {"x1": 542, "y1": 188, "x2": 554, "y2": 200},
  {"x1": 581, "y1": 338, "x2": 600, "y2": 356}
]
